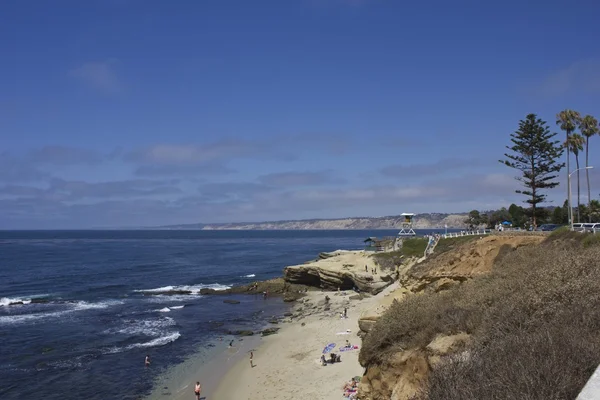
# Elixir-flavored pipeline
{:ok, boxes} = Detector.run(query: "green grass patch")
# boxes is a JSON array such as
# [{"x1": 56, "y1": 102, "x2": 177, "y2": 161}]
[
  {"x1": 400, "y1": 238, "x2": 428, "y2": 257},
  {"x1": 371, "y1": 238, "x2": 428, "y2": 270},
  {"x1": 433, "y1": 235, "x2": 485, "y2": 256}
]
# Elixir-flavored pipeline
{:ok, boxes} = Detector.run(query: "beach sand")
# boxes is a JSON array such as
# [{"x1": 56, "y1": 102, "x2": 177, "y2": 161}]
[{"x1": 211, "y1": 283, "x2": 398, "y2": 400}]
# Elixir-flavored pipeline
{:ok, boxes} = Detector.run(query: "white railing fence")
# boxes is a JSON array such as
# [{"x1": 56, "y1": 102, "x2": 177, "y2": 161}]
[{"x1": 441, "y1": 229, "x2": 492, "y2": 239}]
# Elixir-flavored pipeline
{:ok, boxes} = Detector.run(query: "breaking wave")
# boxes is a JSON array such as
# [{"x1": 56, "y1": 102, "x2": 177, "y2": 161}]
[
  {"x1": 0, "y1": 300, "x2": 124, "y2": 325},
  {"x1": 135, "y1": 283, "x2": 231, "y2": 294}
]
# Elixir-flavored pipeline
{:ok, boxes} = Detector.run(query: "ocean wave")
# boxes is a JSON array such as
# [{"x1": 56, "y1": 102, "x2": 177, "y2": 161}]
[
  {"x1": 170, "y1": 305, "x2": 184, "y2": 309},
  {"x1": 0, "y1": 297, "x2": 32, "y2": 307},
  {"x1": 0, "y1": 294, "x2": 50, "y2": 307},
  {"x1": 0, "y1": 300, "x2": 124, "y2": 325},
  {"x1": 144, "y1": 295, "x2": 200, "y2": 303},
  {"x1": 126, "y1": 332, "x2": 181, "y2": 349},
  {"x1": 109, "y1": 317, "x2": 176, "y2": 337},
  {"x1": 103, "y1": 331, "x2": 181, "y2": 354},
  {"x1": 242, "y1": 274, "x2": 256, "y2": 278},
  {"x1": 135, "y1": 283, "x2": 231, "y2": 294},
  {"x1": 156, "y1": 307, "x2": 171, "y2": 313}
]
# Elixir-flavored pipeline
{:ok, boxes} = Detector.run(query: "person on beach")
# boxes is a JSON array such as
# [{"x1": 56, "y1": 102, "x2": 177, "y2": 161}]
[
  {"x1": 250, "y1": 351, "x2": 254, "y2": 367},
  {"x1": 194, "y1": 381, "x2": 201, "y2": 399},
  {"x1": 145, "y1": 355, "x2": 151, "y2": 367},
  {"x1": 229, "y1": 339, "x2": 234, "y2": 347},
  {"x1": 365, "y1": 265, "x2": 368, "y2": 272},
  {"x1": 344, "y1": 307, "x2": 347, "y2": 318}
]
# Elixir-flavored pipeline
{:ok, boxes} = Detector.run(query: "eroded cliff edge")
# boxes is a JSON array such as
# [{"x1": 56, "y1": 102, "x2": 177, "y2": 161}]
[
  {"x1": 356, "y1": 231, "x2": 600, "y2": 400},
  {"x1": 356, "y1": 234, "x2": 549, "y2": 400}
]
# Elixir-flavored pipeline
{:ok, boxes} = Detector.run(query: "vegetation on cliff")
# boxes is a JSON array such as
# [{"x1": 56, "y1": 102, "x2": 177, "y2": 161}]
[{"x1": 359, "y1": 231, "x2": 600, "y2": 399}]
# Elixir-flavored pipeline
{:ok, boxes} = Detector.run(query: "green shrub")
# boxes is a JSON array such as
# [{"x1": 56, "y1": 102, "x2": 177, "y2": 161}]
[{"x1": 583, "y1": 234, "x2": 600, "y2": 248}]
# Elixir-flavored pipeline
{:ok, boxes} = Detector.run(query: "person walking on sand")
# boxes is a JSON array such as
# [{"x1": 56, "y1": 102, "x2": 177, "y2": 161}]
[
  {"x1": 194, "y1": 381, "x2": 201, "y2": 400},
  {"x1": 365, "y1": 265, "x2": 368, "y2": 272},
  {"x1": 344, "y1": 307, "x2": 347, "y2": 318},
  {"x1": 145, "y1": 355, "x2": 151, "y2": 367},
  {"x1": 250, "y1": 351, "x2": 254, "y2": 367}
]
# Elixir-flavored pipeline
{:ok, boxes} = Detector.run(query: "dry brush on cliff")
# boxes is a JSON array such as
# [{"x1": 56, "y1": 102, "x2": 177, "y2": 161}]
[{"x1": 359, "y1": 232, "x2": 600, "y2": 400}]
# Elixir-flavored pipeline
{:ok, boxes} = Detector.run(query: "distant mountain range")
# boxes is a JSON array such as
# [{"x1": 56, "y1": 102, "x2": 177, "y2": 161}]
[{"x1": 155, "y1": 213, "x2": 470, "y2": 230}]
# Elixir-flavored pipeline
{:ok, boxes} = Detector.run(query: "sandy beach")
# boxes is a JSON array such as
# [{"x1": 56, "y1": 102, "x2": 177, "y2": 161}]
[{"x1": 210, "y1": 282, "x2": 398, "y2": 400}]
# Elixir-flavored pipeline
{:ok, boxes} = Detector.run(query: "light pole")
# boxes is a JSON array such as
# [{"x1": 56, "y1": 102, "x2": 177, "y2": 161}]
[{"x1": 569, "y1": 166, "x2": 594, "y2": 230}]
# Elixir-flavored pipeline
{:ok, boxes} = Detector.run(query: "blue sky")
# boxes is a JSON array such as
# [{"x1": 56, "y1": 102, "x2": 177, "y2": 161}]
[{"x1": 2, "y1": 0, "x2": 600, "y2": 228}]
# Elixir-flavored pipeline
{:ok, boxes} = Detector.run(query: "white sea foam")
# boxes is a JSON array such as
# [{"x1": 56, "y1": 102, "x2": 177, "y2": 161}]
[
  {"x1": 0, "y1": 297, "x2": 30, "y2": 307},
  {"x1": 104, "y1": 331, "x2": 181, "y2": 353},
  {"x1": 111, "y1": 317, "x2": 176, "y2": 337},
  {"x1": 135, "y1": 283, "x2": 231, "y2": 294},
  {"x1": 242, "y1": 274, "x2": 256, "y2": 278},
  {"x1": 0, "y1": 294, "x2": 50, "y2": 307},
  {"x1": 170, "y1": 305, "x2": 184, "y2": 309},
  {"x1": 156, "y1": 307, "x2": 171, "y2": 313},
  {"x1": 0, "y1": 299, "x2": 124, "y2": 325},
  {"x1": 126, "y1": 332, "x2": 181, "y2": 349},
  {"x1": 145, "y1": 295, "x2": 201, "y2": 303}
]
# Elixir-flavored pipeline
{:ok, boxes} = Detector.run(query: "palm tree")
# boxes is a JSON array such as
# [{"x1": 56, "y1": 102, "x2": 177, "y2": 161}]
[
  {"x1": 556, "y1": 110, "x2": 582, "y2": 224},
  {"x1": 579, "y1": 115, "x2": 599, "y2": 220},
  {"x1": 566, "y1": 133, "x2": 585, "y2": 222}
]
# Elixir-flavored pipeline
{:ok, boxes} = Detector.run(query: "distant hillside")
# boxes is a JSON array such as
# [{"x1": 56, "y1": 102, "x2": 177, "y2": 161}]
[{"x1": 158, "y1": 213, "x2": 470, "y2": 230}]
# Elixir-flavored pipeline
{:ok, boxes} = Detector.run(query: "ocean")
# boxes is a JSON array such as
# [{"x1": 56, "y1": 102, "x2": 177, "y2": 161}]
[{"x1": 0, "y1": 229, "x2": 442, "y2": 399}]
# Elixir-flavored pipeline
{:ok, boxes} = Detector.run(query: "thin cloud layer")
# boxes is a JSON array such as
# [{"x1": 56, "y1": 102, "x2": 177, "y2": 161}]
[
  {"x1": 29, "y1": 146, "x2": 104, "y2": 166},
  {"x1": 258, "y1": 171, "x2": 342, "y2": 186},
  {"x1": 70, "y1": 60, "x2": 122, "y2": 93},
  {"x1": 380, "y1": 158, "x2": 481, "y2": 178},
  {"x1": 534, "y1": 59, "x2": 600, "y2": 97}
]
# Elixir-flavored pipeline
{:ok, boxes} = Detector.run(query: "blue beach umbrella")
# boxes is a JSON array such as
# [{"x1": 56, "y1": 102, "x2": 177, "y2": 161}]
[{"x1": 322, "y1": 343, "x2": 336, "y2": 354}]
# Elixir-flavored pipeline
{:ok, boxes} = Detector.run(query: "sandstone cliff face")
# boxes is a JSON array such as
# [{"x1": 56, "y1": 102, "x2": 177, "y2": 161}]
[
  {"x1": 401, "y1": 234, "x2": 545, "y2": 294},
  {"x1": 197, "y1": 213, "x2": 469, "y2": 230},
  {"x1": 283, "y1": 250, "x2": 397, "y2": 294},
  {"x1": 358, "y1": 234, "x2": 545, "y2": 400}
]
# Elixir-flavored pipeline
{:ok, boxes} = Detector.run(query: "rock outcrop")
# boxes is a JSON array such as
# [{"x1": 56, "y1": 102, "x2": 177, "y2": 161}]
[{"x1": 284, "y1": 250, "x2": 397, "y2": 294}]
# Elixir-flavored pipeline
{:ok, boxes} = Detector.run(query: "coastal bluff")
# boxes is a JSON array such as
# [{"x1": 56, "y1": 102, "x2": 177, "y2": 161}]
[{"x1": 284, "y1": 250, "x2": 397, "y2": 294}]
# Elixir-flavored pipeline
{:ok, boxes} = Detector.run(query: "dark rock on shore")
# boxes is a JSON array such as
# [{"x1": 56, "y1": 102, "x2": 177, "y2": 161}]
[
  {"x1": 140, "y1": 290, "x2": 193, "y2": 296},
  {"x1": 261, "y1": 327, "x2": 280, "y2": 336},
  {"x1": 230, "y1": 330, "x2": 254, "y2": 336},
  {"x1": 223, "y1": 299, "x2": 241, "y2": 304}
]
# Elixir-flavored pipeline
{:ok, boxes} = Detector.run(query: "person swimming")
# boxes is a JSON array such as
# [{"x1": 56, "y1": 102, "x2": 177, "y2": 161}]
[{"x1": 145, "y1": 355, "x2": 151, "y2": 367}]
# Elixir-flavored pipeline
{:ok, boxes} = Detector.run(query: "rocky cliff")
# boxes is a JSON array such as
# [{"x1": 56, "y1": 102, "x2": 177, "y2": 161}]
[
  {"x1": 159, "y1": 213, "x2": 470, "y2": 230},
  {"x1": 357, "y1": 234, "x2": 547, "y2": 400},
  {"x1": 283, "y1": 250, "x2": 398, "y2": 294}
]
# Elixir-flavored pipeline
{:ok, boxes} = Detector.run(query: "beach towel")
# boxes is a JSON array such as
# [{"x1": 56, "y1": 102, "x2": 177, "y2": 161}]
[{"x1": 339, "y1": 345, "x2": 359, "y2": 352}]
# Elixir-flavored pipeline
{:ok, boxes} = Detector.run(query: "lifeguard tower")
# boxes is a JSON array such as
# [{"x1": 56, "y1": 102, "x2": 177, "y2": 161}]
[{"x1": 398, "y1": 213, "x2": 416, "y2": 236}]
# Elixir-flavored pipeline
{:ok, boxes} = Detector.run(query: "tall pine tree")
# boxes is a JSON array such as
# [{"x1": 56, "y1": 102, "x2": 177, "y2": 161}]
[{"x1": 500, "y1": 114, "x2": 565, "y2": 228}]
